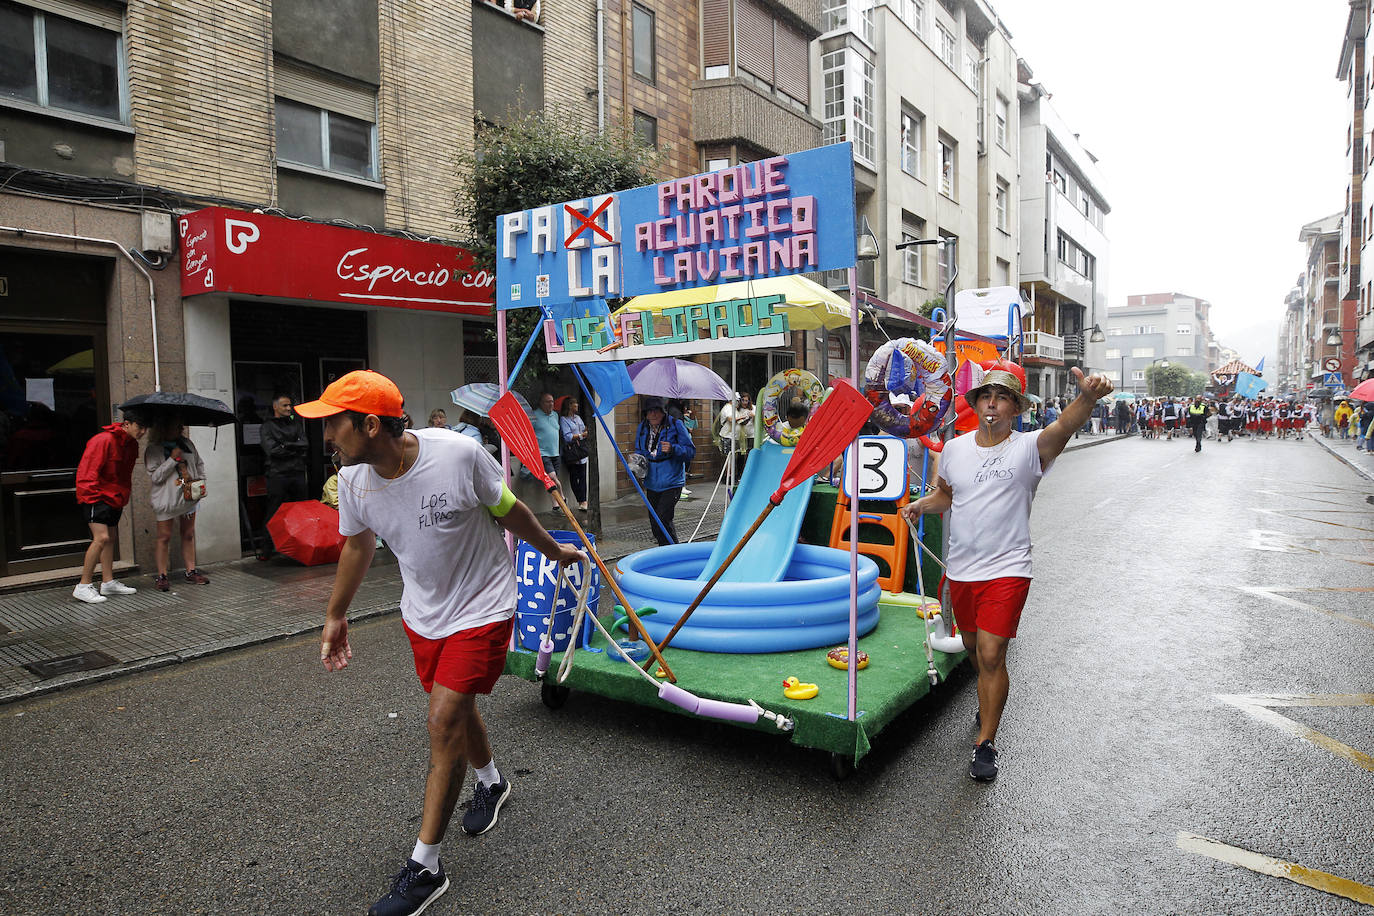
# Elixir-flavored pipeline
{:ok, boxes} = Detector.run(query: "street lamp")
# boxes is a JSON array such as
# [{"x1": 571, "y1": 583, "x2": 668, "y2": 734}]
[{"x1": 1088, "y1": 323, "x2": 1106, "y2": 343}]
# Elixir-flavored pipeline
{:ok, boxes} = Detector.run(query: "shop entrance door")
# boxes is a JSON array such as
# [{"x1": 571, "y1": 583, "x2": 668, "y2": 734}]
[{"x1": 0, "y1": 325, "x2": 109, "y2": 576}]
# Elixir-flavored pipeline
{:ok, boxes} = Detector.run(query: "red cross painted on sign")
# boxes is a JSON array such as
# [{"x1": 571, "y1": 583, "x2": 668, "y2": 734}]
[{"x1": 563, "y1": 198, "x2": 615, "y2": 247}]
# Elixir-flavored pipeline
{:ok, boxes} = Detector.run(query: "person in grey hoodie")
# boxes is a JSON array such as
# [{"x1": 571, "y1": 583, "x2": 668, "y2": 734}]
[
  {"x1": 259, "y1": 393, "x2": 309, "y2": 559},
  {"x1": 145, "y1": 416, "x2": 210, "y2": 590}
]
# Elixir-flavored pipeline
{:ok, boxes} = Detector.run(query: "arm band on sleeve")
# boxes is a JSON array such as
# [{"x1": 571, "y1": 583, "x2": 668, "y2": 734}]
[{"x1": 485, "y1": 483, "x2": 518, "y2": 518}]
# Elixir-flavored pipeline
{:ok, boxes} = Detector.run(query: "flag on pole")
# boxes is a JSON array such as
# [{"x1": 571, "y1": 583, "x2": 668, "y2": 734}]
[
  {"x1": 1254, "y1": 356, "x2": 1265, "y2": 373},
  {"x1": 546, "y1": 300, "x2": 636, "y2": 417},
  {"x1": 1234, "y1": 372, "x2": 1268, "y2": 399}
]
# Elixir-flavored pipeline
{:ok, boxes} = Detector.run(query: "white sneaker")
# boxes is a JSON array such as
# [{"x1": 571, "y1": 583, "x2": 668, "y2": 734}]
[
  {"x1": 99, "y1": 579, "x2": 137, "y2": 596},
  {"x1": 73, "y1": 583, "x2": 107, "y2": 604}
]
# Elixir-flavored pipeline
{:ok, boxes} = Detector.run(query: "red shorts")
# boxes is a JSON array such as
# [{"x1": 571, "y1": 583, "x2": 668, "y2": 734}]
[
  {"x1": 404, "y1": 615, "x2": 514, "y2": 695},
  {"x1": 948, "y1": 577, "x2": 1032, "y2": 639}
]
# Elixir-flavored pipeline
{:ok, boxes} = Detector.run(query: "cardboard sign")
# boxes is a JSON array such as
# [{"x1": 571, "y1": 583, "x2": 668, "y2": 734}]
[{"x1": 496, "y1": 142, "x2": 857, "y2": 310}]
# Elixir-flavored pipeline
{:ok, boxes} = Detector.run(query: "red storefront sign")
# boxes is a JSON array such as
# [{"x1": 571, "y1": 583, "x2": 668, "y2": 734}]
[{"x1": 179, "y1": 207, "x2": 494, "y2": 315}]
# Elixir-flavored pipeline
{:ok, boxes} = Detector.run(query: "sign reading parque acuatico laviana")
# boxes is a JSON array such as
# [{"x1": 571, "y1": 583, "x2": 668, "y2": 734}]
[{"x1": 496, "y1": 142, "x2": 857, "y2": 313}]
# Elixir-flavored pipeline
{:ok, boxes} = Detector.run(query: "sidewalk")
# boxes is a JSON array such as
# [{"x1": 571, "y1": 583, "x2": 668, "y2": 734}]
[
  {"x1": 1309, "y1": 430, "x2": 1374, "y2": 482},
  {"x1": 0, "y1": 435, "x2": 1115, "y2": 705}
]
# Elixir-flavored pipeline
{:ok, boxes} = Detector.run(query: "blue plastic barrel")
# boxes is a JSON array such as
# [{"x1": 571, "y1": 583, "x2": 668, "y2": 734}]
[{"x1": 514, "y1": 531, "x2": 600, "y2": 652}]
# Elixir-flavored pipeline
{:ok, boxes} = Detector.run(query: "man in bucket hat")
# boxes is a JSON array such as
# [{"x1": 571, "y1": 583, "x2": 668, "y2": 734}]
[
  {"x1": 299, "y1": 370, "x2": 583, "y2": 916},
  {"x1": 902, "y1": 364, "x2": 1113, "y2": 782}
]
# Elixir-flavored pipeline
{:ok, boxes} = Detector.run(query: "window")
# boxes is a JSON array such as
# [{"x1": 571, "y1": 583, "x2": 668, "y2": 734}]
[
  {"x1": 1105, "y1": 369, "x2": 1121, "y2": 382},
  {"x1": 995, "y1": 178, "x2": 1009, "y2": 231},
  {"x1": 633, "y1": 5, "x2": 655, "y2": 83},
  {"x1": 1131, "y1": 370, "x2": 1145, "y2": 382},
  {"x1": 901, "y1": 213, "x2": 925, "y2": 286},
  {"x1": 633, "y1": 110, "x2": 657, "y2": 147},
  {"x1": 275, "y1": 98, "x2": 375, "y2": 179},
  {"x1": 965, "y1": 52, "x2": 981, "y2": 96},
  {"x1": 894, "y1": 0, "x2": 925, "y2": 36},
  {"x1": 995, "y1": 96, "x2": 1009, "y2": 149},
  {"x1": 821, "y1": 49, "x2": 874, "y2": 165},
  {"x1": 936, "y1": 21, "x2": 956, "y2": 68},
  {"x1": 1175, "y1": 348, "x2": 1192, "y2": 357},
  {"x1": 274, "y1": 67, "x2": 378, "y2": 179},
  {"x1": 900, "y1": 104, "x2": 922, "y2": 177},
  {"x1": 1105, "y1": 348, "x2": 1121, "y2": 359},
  {"x1": 938, "y1": 134, "x2": 955, "y2": 197},
  {"x1": 1, "y1": 1, "x2": 126, "y2": 123},
  {"x1": 1131, "y1": 347, "x2": 1155, "y2": 358},
  {"x1": 821, "y1": 0, "x2": 873, "y2": 43},
  {"x1": 706, "y1": 157, "x2": 729, "y2": 171},
  {"x1": 1176, "y1": 323, "x2": 1192, "y2": 334},
  {"x1": 1080, "y1": 195, "x2": 1090, "y2": 218},
  {"x1": 1052, "y1": 169, "x2": 1066, "y2": 194},
  {"x1": 1107, "y1": 327, "x2": 1123, "y2": 336},
  {"x1": 736, "y1": 0, "x2": 810, "y2": 106}
]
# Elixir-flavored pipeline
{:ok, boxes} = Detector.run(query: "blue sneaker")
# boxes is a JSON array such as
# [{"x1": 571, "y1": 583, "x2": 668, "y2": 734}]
[
  {"x1": 461, "y1": 777, "x2": 511, "y2": 836},
  {"x1": 368, "y1": 858, "x2": 449, "y2": 916}
]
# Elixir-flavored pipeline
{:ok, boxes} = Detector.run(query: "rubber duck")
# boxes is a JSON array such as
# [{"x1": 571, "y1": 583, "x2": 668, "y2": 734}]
[{"x1": 782, "y1": 676, "x2": 819, "y2": 700}]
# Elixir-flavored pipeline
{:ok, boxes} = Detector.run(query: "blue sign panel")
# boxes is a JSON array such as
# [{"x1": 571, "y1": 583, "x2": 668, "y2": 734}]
[
  {"x1": 496, "y1": 142, "x2": 858, "y2": 310},
  {"x1": 1324, "y1": 371, "x2": 1344, "y2": 387}
]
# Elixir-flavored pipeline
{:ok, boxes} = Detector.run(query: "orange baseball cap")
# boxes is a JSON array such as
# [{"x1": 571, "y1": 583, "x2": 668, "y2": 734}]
[{"x1": 295, "y1": 370, "x2": 405, "y2": 419}]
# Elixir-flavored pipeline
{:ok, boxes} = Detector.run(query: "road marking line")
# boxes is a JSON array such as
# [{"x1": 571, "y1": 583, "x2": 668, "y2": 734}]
[
  {"x1": 1176, "y1": 832, "x2": 1374, "y2": 906},
  {"x1": 1238, "y1": 586, "x2": 1374, "y2": 632},
  {"x1": 1217, "y1": 693, "x2": 1374, "y2": 774}
]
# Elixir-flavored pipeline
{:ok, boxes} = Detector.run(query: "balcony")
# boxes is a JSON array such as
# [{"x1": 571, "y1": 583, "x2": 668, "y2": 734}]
[
  {"x1": 1023, "y1": 331, "x2": 1065, "y2": 362},
  {"x1": 691, "y1": 78, "x2": 821, "y2": 158}
]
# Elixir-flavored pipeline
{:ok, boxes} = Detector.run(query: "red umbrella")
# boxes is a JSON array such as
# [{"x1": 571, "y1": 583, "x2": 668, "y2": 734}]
[
  {"x1": 1350, "y1": 378, "x2": 1374, "y2": 402},
  {"x1": 267, "y1": 501, "x2": 346, "y2": 566}
]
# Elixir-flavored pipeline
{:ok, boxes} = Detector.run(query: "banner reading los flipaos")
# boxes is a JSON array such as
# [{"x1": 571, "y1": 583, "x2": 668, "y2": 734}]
[{"x1": 496, "y1": 142, "x2": 857, "y2": 310}]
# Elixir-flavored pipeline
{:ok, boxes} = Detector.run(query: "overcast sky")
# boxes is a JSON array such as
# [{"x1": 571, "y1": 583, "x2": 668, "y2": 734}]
[{"x1": 991, "y1": 0, "x2": 1351, "y2": 370}]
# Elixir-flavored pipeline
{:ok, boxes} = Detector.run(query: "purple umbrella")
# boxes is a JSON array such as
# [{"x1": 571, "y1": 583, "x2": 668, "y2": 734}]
[{"x1": 627, "y1": 358, "x2": 732, "y2": 401}]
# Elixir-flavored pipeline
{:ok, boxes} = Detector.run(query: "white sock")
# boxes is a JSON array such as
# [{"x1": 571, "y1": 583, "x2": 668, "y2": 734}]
[
  {"x1": 474, "y1": 759, "x2": 500, "y2": 787},
  {"x1": 410, "y1": 839, "x2": 440, "y2": 872}
]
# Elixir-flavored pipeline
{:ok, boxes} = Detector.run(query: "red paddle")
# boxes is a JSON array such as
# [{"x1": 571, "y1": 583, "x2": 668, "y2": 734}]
[
  {"x1": 489, "y1": 392, "x2": 678, "y2": 683},
  {"x1": 646, "y1": 380, "x2": 874, "y2": 663}
]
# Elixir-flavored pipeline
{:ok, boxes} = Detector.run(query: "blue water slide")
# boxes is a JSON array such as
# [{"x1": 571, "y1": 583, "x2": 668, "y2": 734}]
[{"x1": 696, "y1": 441, "x2": 813, "y2": 583}]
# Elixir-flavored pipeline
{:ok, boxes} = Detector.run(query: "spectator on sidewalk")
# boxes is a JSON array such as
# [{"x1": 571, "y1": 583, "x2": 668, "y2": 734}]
[
  {"x1": 73, "y1": 407, "x2": 149, "y2": 603},
  {"x1": 532, "y1": 392, "x2": 561, "y2": 484},
  {"x1": 301, "y1": 369, "x2": 583, "y2": 916},
  {"x1": 559, "y1": 396, "x2": 590, "y2": 511},
  {"x1": 634, "y1": 397, "x2": 694, "y2": 545},
  {"x1": 259, "y1": 394, "x2": 309, "y2": 560},
  {"x1": 145, "y1": 417, "x2": 211, "y2": 591}
]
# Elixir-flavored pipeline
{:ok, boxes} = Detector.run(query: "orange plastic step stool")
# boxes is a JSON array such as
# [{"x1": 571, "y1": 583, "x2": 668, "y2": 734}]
[{"x1": 828, "y1": 488, "x2": 909, "y2": 592}]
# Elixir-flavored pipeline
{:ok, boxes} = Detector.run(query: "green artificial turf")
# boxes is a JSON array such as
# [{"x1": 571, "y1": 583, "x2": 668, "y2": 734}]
[{"x1": 503, "y1": 594, "x2": 966, "y2": 763}]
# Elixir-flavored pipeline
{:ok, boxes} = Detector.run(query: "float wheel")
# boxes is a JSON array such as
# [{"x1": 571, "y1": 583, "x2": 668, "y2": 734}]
[
  {"x1": 541, "y1": 681, "x2": 570, "y2": 711},
  {"x1": 828, "y1": 752, "x2": 855, "y2": 781}
]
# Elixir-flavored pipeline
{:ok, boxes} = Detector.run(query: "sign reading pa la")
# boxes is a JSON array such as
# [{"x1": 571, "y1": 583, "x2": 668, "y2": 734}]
[{"x1": 496, "y1": 142, "x2": 857, "y2": 309}]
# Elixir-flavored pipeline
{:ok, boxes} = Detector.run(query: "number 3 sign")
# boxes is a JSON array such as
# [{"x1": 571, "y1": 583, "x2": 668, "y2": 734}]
[{"x1": 841, "y1": 436, "x2": 908, "y2": 500}]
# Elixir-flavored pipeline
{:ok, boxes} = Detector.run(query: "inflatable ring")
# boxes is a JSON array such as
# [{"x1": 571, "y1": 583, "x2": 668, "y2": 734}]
[
  {"x1": 862, "y1": 338, "x2": 953, "y2": 438},
  {"x1": 826, "y1": 646, "x2": 869, "y2": 670},
  {"x1": 759, "y1": 367, "x2": 825, "y2": 445}
]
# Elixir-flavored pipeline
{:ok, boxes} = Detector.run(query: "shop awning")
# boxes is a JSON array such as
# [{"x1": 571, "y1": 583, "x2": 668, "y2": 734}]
[{"x1": 179, "y1": 207, "x2": 494, "y2": 315}]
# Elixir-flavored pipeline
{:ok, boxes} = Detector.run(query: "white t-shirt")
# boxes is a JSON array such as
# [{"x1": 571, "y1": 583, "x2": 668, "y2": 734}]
[
  {"x1": 338, "y1": 428, "x2": 516, "y2": 639},
  {"x1": 937, "y1": 429, "x2": 1051, "y2": 581},
  {"x1": 717, "y1": 403, "x2": 755, "y2": 441}
]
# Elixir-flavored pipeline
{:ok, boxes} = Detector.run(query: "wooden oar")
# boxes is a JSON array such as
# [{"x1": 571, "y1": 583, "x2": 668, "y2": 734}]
[
  {"x1": 489, "y1": 393, "x2": 677, "y2": 683},
  {"x1": 645, "y1": 380, "x2": 874, "y2": 664}
]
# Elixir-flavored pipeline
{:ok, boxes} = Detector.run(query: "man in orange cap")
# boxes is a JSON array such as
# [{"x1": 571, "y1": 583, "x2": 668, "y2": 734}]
[
  {"x1": 297, "y1": 370, "x2": 582, "y2": 916},
  {"x1": 902, "y1": 364, "x2": 1113, "y2": 782}
]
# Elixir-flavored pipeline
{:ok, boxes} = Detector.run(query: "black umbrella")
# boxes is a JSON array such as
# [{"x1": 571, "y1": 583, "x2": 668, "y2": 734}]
[
  {"x1": 1307, "y1": 387, "x2": 1334, "y2": 400},
  {"x1": 118, "y1": 392, "x2": 236, "y2": 427}
]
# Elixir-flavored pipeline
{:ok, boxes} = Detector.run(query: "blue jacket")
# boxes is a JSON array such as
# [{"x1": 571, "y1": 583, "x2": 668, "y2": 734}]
[{"x1": 634, "y1": 417, "x2": 695, "y2": 490}]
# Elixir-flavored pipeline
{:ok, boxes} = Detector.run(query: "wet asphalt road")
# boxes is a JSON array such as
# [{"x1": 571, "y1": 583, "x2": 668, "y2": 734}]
[{"x1": 2, "y1": 434, "x2": 1371, "y2": 915}]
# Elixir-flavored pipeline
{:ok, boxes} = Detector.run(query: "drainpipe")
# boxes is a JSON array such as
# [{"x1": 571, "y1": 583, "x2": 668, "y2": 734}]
[
  {"x1": 596, "y1": 0, "x2": 606, "y2": 131},
  {"x1": 0, "y1": 225, "x2": 162, "y2": 392}
]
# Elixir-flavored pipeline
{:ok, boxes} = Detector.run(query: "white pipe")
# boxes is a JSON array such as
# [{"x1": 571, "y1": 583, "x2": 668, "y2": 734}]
[
  {"x1": 1, "y1": 224, "x2": 162, "y2": 392},
  {"x1": 596, "y1": 0, "x2": 606, "y2": 132}
]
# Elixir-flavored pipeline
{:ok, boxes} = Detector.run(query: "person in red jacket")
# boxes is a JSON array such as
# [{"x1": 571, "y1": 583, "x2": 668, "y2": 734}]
[{"x1": 73, "y1": 408, "x2": 150, "y2": 604}]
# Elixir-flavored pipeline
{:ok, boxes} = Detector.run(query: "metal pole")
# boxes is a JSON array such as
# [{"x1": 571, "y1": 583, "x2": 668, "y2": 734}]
[{"x1": 847, "y1": 266, "x2": 860, "y2": 722}]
